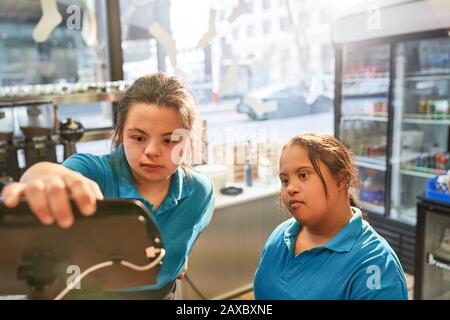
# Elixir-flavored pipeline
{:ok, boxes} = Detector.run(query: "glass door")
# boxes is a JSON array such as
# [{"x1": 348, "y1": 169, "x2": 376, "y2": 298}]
[
  {"x1": 390, "y1": 36, "x2": 450, "y2": 225},
  {"x1": 340, "y1": 44, "x2": 390, "y2": 215}
]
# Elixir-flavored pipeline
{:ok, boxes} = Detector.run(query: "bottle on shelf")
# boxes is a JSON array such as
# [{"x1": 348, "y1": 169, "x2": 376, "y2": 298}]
[
  {"x1": 417, "y1": 97, "x2": 427, "y2": 114},
  {"x1": 244, "y1": 140, "x2": 253, "y2": 187},
  {"x1": 360, "y1": 169, "x2": 385, "y2": 205}
]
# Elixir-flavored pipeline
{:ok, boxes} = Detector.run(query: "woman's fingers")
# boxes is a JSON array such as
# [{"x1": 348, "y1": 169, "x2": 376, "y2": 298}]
[
  {"x1": 2, "y1": 182, "x2": 26, "y2": 207},
  {"x1": 2, "y1": 173, "x2": 103, "y2": 229},
  {"x1": 90, "y1": 180, "x2": 104, "y2": 201},
  {"x1": 65, "y1": 176, "x2": 97, "y2": 217},
  {"x1": 45, "y1": 177, "x2": 74, "y2": 229},
  {"x1": 23, "y1": 180, "x2": 54, "y2": 225}
]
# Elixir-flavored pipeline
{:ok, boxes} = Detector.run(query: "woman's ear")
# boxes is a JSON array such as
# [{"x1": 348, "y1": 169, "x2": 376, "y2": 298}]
[{"x1": 335, "y1": 171, "x2": 349, "y2": 190}]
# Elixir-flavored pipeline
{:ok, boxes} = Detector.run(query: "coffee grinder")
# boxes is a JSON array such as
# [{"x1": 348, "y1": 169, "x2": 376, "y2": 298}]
[
  {"x1": 0, "y1": 103, "x2": 20, "y2": 186},
  {"x1": 16, "y1": 102, "x2": 57, "y2": 168},
  {"x1": 59, "y1": 118, "x2": 85, "y2": 160}
]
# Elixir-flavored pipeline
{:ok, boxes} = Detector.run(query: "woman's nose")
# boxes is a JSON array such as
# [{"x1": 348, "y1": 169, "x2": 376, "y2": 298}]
[
  {"x1": 144, "y1": 141, "x2": 161, "y2": 157},
  {"x1": 286, "y1": 182, "x2": 300, "y2": 195}
]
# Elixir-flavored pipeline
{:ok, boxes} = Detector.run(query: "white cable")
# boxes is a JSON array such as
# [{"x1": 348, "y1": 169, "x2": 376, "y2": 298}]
[
  {"x1": 54, "y1": 261, "x2": 114, "y2": 300},
  {"x1": 53, "y1": 248, "x2": 166, "y2": 300},
  {"x1": 120, "y1": 248, "x2": 165, "y2": 271}
]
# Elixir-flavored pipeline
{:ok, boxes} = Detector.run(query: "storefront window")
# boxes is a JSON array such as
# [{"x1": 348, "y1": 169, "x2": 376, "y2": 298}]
[
  {"x1": 0, "y1": 0, "x2": 109, "y2": 85},
  {"x1": 0, "y1": 0, "x2": 113, "y2": 130},
  {"x1": 117, "y1": 0, "x2": 335, "y2": 168}
]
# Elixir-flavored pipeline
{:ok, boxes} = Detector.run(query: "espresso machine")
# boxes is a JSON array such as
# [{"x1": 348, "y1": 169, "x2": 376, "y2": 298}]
[
  {"x1": 59, "y1": 118, "x2": 85, "y2": 160},
  {"x1": 0, "y1": 103, "x2": 20, "y2": 188},
  {"x1": 15, "y1": 102, "x2": 57, "y2": 169}
]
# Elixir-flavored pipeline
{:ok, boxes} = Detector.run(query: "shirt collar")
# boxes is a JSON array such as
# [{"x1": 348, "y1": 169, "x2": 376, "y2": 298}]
[
  {"x1": 283, "y1": 207, "x2": 363, "y2": 253},
  {"x1": 321, "y1": 207, "x2": 363, "y2": 253},
  {"x1": 111, "y1": 145, "x2": 195, "y2": 213}
]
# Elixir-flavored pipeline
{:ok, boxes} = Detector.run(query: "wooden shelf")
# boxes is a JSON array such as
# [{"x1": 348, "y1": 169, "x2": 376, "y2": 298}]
[{"x1": 0, "y1": 92, "x2": 123, "y2": 105}]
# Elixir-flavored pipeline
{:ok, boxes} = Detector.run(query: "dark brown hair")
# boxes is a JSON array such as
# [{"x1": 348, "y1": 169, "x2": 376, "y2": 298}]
[
  {"x1": 283, "y1": 132, "x2": 361, "y2": 209},
  {"x1": 112, "y1": 72, "x2": 197, "y2": 149}
]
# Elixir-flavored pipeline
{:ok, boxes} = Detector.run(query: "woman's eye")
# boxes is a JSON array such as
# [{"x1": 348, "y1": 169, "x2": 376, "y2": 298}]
[
  {"x1": 163, "y1": 139, "x2": 178, "y2": 145},
  {"x1": 298, "y1": 172, "x2": 309, "y2": 180},
  {"x1": 132, "y1": 136, "x2": 145, "y2": 142}
]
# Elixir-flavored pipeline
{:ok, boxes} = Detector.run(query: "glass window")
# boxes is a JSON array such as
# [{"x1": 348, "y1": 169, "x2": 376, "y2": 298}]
[
  {"x1": 246, "y1": 1, "x2": 254, "y2": 14},
  {"x1": 246, "y1": 25, "x2": 255, "y2": 37},
  {"x1": 0, "y1": 0, "x2": 114, "y2": 130},
  {"x1": 114, "y1": 0, "x2": 335, "y2": 177},
  {"x1": 298, "y1": 12, "x2": 310, "y2": 27},
  {"x1": 280, "y1": 16, "x2": 292, "y2": 32},
  {"x1": 233, "y1": 28, "x2": 239, "y2": 40},
  {"x1": 119, "y1": 0, "x2": 160, "y2": 79},
  {"x1": 262, "y1": 21, "x2": 271, "y2": 34},
  {"x1": 0, "y1": 0, "x2": 109, "y2": 85}
]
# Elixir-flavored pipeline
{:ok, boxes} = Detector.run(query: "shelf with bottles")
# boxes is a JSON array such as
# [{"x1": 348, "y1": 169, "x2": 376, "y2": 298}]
[
  {"x1": 403, "y1": 115, "x2": 450, "y2": 125},
  {"x1": 401, "y1": 150, "x2": 449, "y2": 176},
  {"x1": 341, "y1": 114, "x2": 388, "y2": 122},
  {"x1": 351, "y1": 150, "x2": 386, "y2": 163},
  {"x1": 342, "y1": 73, "x2": 389, "y2": 81},
  {"x1": 405, "y1": 97, "x2": 450, "y2": 121},
  {"x1": 405, "y1": 72, "x2": 450, "y2": 81},
  {"x1": 354, "y1": 157, "x2": 386, "y2": 171},
  {"x1": 400, "y1": 168, "x2": 442, "y2": 179},
  {"x1": 403, "y1": 37, "x2": 450, "y2": 76},
  {"x1": 342, "y1": 43, "x2": 390, "y2": 80},
  {"x1": 342, "y1": 93, "x2": 389, "y2": 99},
  {"x1": 342, "y1": 60, "x2": 389, "y2": 78},
  {"x1": 342, "y1": 77, "x2": 389, "y2": 97},
  {"x1": 0, "y1": 81, "x2": 130, "y2": 104},
  {"x1": 359, "y1": 167, "x2": 386, "y2": 215},
  {"x1": 340, "y1": 120, "x2": 387, "y2": 164},
  {"x1": 341, "y1": 97, "x2": 389, "y2": 119}
]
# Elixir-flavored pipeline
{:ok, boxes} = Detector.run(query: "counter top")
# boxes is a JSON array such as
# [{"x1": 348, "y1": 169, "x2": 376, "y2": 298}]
[{"x1": 214, "y1": 180, "x2": 281, "y2": 210}]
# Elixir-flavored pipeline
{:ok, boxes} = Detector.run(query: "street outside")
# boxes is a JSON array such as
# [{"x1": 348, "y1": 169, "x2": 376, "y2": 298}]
[
  {"x1": 198, "y1": 98, "x2": 334, "y2": 144},
  {"x1": 74, "y1": 98, "x2": 334, "y2": 157}
]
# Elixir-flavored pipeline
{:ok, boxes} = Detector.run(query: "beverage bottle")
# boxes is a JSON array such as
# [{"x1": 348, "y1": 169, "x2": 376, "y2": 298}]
[
  {"x1": 244, "y1": 160, "x2": 253, "y2": 187},
  {"x1": 244, "y1": 140, "x2": 253, "y2": 187},
  {"x1": 360, "y1": 169, "x2": 383, "y2": 205}
]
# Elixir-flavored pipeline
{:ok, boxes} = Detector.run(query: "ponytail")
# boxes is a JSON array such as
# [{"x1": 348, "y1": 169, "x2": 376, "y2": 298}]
[{"x1": 349, "y1": 192, "x2": 370, "y2": 223}]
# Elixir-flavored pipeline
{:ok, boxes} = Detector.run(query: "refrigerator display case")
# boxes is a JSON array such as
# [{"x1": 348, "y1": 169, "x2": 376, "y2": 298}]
[
  {"x1": 339, "y1": 43, "x2": 390, "y2": 216},
  {"x1": 390, "y1": 37, "x2": 450, "y2": 225},
  {"x1": 335, "y1": 30, "x2": 450, "y2": 274},
  {"x1": 415, "y1": 198, "x2": 450, "y2": 300}
]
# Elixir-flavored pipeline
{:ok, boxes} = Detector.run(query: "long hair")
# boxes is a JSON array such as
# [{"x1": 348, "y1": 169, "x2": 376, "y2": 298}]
[
  {"x1": 283, "y1": 132, "x2": 366, "y2": 217},
  {"x1": 111, "y1": 72, "x2": 200, "y2": 170},
  {"x1": 113, "y1": 72, "x2": 197, "y2": 147}
]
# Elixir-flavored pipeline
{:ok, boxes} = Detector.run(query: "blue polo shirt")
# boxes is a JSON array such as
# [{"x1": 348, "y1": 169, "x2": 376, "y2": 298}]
[
  {"x1": 63, "y1": 146, "x2": 214, "y2": 290},
  {"x1": 253, "y1": 208, "x2": 408, "y2": 300}
]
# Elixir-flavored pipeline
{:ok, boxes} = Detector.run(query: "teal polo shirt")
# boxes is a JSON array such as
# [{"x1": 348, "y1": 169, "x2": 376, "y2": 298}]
[
  {"x1": 253, "y1": 208, "x2": 408, "y2": 300},
  {"x1": 63, "y1": 145, "x2": 214, "y2": 290}
]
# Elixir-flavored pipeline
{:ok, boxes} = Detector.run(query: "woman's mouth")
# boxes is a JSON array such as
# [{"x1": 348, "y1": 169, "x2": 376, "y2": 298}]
[
  {"x1": 141, "y1": 163, "x2": 164, "y2": 170},
  {"x1": 289, "y1": 200, "x2": 304, "y2": 209}
]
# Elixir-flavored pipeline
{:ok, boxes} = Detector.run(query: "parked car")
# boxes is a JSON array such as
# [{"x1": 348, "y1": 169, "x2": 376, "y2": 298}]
[{"x1": 237, "y1": 78, "x2": 333, "y2": 121}]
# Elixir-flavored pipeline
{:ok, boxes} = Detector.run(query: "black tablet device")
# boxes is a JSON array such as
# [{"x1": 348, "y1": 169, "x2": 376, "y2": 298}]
[{"x1": 0, "y1": 199, "x2": 164, "y2": 300}]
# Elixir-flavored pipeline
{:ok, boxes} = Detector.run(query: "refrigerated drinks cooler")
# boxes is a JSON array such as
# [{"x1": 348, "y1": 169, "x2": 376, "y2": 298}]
[
  {"x1": 415, "y1": 198, "x2": 450, "y2": 300},
  {"x1": 334, "y1": 29, "x2": 450, "y2": 274}
]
